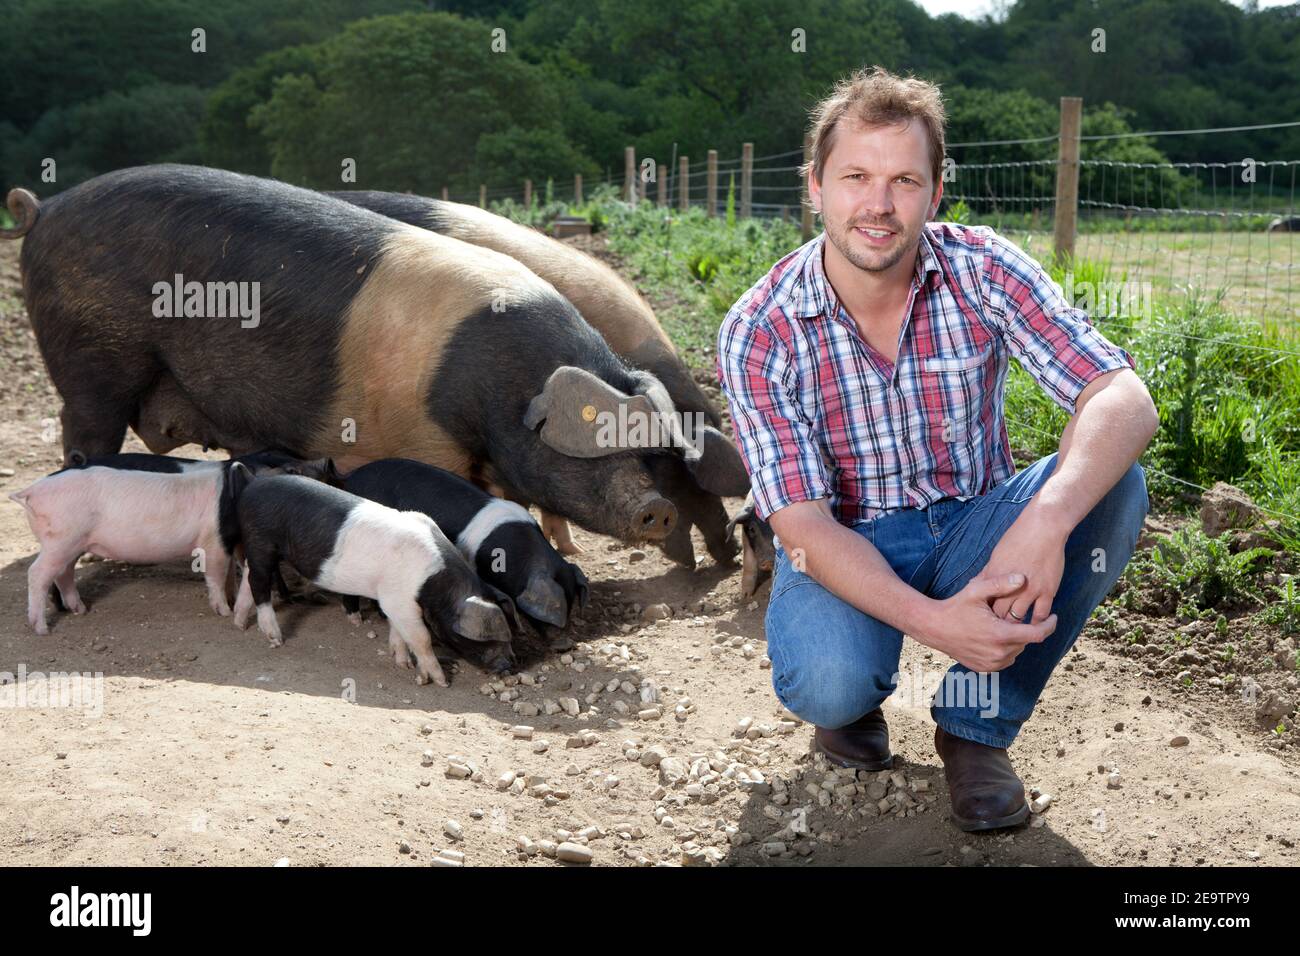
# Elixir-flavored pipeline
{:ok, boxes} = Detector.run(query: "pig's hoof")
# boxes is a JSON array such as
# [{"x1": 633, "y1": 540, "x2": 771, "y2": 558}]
[
  {"x1": 31, "y1": 620, "x2": 50, "y2": 636},
  {"x1": 233, "y1": 614, "x2": 250, "y2": 631},
  {"x1": 265, "y1": 634, "x2": 284, "y2": 648},
  {"x1": 68, "y1": 600, "x2": 88, "y2": 615},
  {"x1": 211, "y1": 601, "x2": 231, "y2": 617},
  {"x1": 556, "y1": 540, "x2": 584, "y2": 556},
  {"x1": 347, "y1": 612, "x2": 362, "y2": 627}
]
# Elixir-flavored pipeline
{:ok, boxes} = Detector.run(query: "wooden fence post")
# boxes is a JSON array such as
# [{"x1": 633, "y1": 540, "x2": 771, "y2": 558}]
[
  {"x1": 707, "y1": 149, "x2": 718, "y2": 218},
  {"x1": 657, "y1": 163, "x2": 667, "y2": 206},
  {"x1": 679, "y1": 156, "x2": 689, "y2": 211},
  {"x1": 1053, "y1": 96, "x2": 1082, "y2": 265},
  {"x1": 741, "y1": 142, "x2": 753, "y2": 219},
  {"x1": 441, "y1": 186, "x2": 448, "y2": 201},
  {"x1": 479, "y1": 184, "x2": 486, "y2": 208},
  {"x1": 624, "y1": 146, "x2": 636, "y2": 204},
  {"x1": 524, "y1": 178, "x2": 532, "y2": 209},
  {"x1": 575, "y1": 173, "x2": 583, "y2": 204}
]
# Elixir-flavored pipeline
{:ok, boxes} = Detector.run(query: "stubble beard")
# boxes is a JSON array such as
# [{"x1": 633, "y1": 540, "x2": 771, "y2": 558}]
[{"x1": 825, "y1": 210, "x2": 918, "y2": 274}]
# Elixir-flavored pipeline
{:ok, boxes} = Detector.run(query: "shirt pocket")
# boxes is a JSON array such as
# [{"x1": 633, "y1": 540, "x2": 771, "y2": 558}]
[
  {"x1": 923, "y1": 346, "x2": 991, "y2": 374},
  {"x1": 920, "y1": 343, "x2": 993, "y2": 440}
]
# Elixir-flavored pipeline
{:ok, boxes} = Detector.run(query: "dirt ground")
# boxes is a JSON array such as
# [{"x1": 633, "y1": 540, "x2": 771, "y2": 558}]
[{"x1": 1, "y1": 237, "x2": 1297, "y2": 868}]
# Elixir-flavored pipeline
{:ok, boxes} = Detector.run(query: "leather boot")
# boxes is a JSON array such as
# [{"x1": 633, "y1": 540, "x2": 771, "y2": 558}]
[
  {"x1": 813, "y1": 707, "x2": 893, "y2": 770},
  {"x1": 934, "y1": 725, "x2": 1030, "y2": 831}
]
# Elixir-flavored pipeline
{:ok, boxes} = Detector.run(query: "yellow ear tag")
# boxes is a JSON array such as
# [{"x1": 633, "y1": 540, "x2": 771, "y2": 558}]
[{"x1": 581, "y1": 404, "x2": 598, "y2": 422}]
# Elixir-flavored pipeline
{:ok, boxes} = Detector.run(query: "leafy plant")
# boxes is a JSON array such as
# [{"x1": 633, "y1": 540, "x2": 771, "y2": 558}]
[
  {"x1": 1131, "y1": 526, "x2": 1272, "y2": 611},
  {"x1": 1255, "y1": 578, "x2": 1300, "y2": 635},
  {"x1": 941, "y1": 199, "x2": 972, "y2": 224}
]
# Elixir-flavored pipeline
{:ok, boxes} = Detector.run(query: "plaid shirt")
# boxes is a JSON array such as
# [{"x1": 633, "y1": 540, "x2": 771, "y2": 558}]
[{"x1": 716, "y1": 223, "x2": 1137, "y2": 524}]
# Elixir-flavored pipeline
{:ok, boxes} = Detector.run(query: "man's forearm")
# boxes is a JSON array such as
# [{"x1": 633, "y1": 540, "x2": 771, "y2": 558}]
[
  {"x1": 775, "y1": 507, "x2": 934, "y2": 635},
  {"x1": 1029, "y1": 371, "x2": 1159, "y2": 536}
]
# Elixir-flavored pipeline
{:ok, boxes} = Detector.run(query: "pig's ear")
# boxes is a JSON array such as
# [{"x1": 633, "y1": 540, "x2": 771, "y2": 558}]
[
  {"x1": 683, "y1": 426, "x2": 752, "y2": 497},
  {"x1": 517, "y1": 572, "x2": 567, "y2": 628},
  {"x1": 572, "y1": 563, "x2": 591, "y2": 609},
  {"x1": 524, "y1": 366, "x2": 658, "y2": 458}
]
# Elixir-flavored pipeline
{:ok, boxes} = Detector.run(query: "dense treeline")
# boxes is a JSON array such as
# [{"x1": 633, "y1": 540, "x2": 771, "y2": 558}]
[{"x1": 1, "y1": 0, "x2": 1297, "y2": 195}]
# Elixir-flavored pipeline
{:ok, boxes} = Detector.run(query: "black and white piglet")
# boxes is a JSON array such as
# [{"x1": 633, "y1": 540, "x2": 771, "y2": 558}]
[
  {"x1": 233, "y1": 475, "x2": 519, "y2": 686},
  {"x1": 340, "y1": 458, "x2": 588, "y2": 632}
]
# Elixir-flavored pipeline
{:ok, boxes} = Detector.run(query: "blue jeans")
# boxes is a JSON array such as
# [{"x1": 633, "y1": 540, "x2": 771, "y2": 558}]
[{"x1": 764, "y1": 454, "x2": 1149, "y2": 748}]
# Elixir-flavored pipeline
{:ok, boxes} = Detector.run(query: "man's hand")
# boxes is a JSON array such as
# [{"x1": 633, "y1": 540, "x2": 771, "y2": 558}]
[
  {"x1": 914, "y1": 573, "x2": 1058, "y2": 672},
  {"x1": 979, "y1": 499, "x2": 1070, "y2": 625}
]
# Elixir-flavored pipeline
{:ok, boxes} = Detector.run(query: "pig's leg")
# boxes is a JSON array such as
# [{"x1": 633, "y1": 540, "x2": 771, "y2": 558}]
[
  {"x1": 341, "y1": 593, "x2": 364, "y2": 626},
  {"x1": 540, "y1": 510, "x2": 584, "y2": 555},
  {"x1": 273, "y1": 564, "x2": 292, "y2": 603},
  {"x1": 232, "y1": 564, "x2": 255, "y2": 630},
  {"x1": 52, "y1": 561, "x2": 85, "y2": 616},
  {"x1": 235, "y1": 539, "x2": 283, "y2": 645},
  {"x1": 380, "y1": 598, "x2": 448, "y2": 687},
  {"x1": 26, "y1": 550, "x2": 69, "y2": 635},
  {"x1": 387, "y1": 626, "x2": 411, "y2": 668},
  {"x1": 247, "y1": 559, "x2": 283, "y2": 647},
  {"x1": 204, "y1": 548, "x2": 232, "y2": 617}
]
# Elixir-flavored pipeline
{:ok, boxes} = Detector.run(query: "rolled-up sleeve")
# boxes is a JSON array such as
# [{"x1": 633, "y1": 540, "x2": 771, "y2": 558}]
[
  {"x1": 984, "y1": 230, "x2": 1137, "y2": 415},
  {"x1": 716, "y1": 307, "x2": 830, "y2": 521}
]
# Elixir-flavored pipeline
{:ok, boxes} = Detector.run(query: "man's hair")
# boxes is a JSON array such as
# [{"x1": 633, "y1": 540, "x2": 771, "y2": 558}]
[{"x1": 803, "y1": 65, "x2": 947, "y2": 192}]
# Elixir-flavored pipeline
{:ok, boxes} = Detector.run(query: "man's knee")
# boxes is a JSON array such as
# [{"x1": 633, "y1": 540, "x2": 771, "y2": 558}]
[
  {"x1": 1073, "y1": 461, "x2": 1148, "y2": 594},
  {"x1": 774, "y1": 657, "x2": 890, "y2": 729},
  {"x1": 1105, "y1": 461, "x2": 1149, "y2": 546}
]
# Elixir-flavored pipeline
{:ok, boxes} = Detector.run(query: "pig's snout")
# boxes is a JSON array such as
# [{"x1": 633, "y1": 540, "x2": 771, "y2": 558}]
[
  {"x1": 485, "y1": 644, "x2": 517, "y2": 675},
  {"x1": 632, "y1": 494, "x2": 677, "y2": 542}
]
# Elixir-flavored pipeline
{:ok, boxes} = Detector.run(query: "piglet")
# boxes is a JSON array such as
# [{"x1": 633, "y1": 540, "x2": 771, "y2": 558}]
[
  {"x1": 233, "y1": 475, "x2": 518, "y2": 686},
  {"x1": 725, "y1": 492, "x2": 776, "y2": 597},
  {"x1": 10, "y1": 462, "x2": 253, "y2": 634},
  {"x1": 340, "y1": 458, "x2": 588, "y2": 632}
]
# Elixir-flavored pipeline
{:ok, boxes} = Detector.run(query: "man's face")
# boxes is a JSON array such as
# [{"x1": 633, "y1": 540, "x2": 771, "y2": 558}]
[{"x1": 812, "y1": 118, "x2": 942, "y2": 275}]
